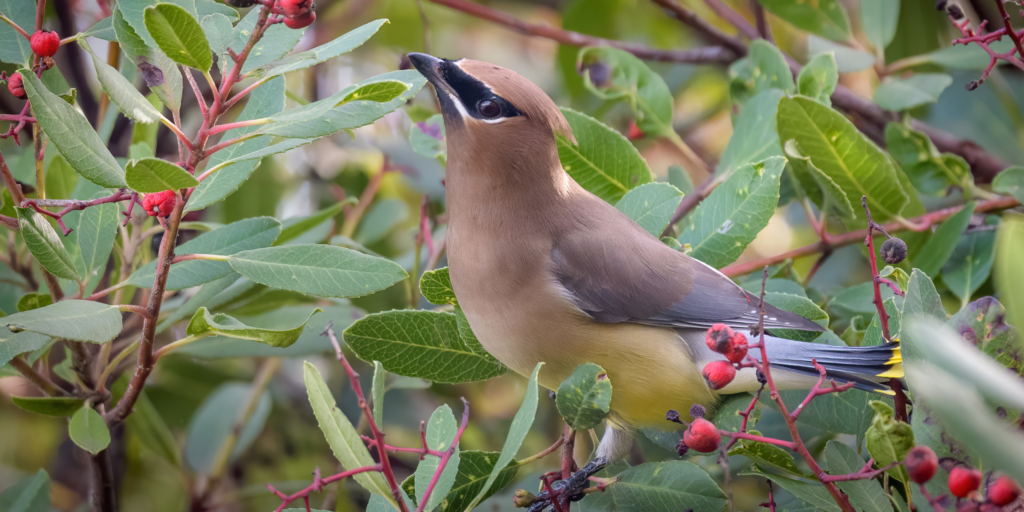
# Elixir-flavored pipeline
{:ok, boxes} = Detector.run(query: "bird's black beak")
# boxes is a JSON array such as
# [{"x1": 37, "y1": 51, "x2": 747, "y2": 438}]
[{"x1": 407, "y1": 52, "x2": 446, "y2": 90}]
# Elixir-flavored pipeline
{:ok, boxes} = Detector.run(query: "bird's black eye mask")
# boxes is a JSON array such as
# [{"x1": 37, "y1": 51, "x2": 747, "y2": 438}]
[{"x1": 438, "y1": 59, "x2": 522, "y2": 123}]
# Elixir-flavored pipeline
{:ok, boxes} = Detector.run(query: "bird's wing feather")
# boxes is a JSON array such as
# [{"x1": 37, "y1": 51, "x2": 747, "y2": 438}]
[{"x1": 551, "y1": 200, "x2": 823, "y2": 333}]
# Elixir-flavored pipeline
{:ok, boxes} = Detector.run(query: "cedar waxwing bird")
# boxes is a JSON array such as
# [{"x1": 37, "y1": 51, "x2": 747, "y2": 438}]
[{"x1": 407, "y1": 53, "x2": 903, "y2": 467}]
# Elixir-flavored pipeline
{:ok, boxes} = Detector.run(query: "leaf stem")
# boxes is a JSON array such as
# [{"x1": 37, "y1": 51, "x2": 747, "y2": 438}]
[
  {"x1": 9, "y1": 356, "x2": 69, "y2": 396},
  {"x1": 0, "y1": 14, "x2": 30, "y2": 40},
  {"x1": 152, "y1": 333, "x2": 211, "y2": 361}
]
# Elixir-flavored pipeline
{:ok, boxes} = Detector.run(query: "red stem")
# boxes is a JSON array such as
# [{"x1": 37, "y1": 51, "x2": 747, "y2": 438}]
[
  {"x1": 416, "y1": 398, "x2": 470, "y2": 512},
  {"x1": 994, "y1": 0, "x2": 1024, "y2": 61},
  {"x1": 790, "y1": 360, "x2": 855, "y2": 422},
  {"x1": 360, "y1": 435, "x2": 445, "y2": 459},
  {"x1": 269, "y1": 465, "x2": 383, "y2": 512}
]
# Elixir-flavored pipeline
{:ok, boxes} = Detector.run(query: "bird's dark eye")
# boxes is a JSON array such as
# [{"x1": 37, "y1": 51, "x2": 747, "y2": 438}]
[{"x1": 477, "y1": 99, "x2": 501, "y2": 119}]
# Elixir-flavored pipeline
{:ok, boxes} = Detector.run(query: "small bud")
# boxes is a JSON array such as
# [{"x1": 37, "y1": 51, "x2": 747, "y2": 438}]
[
  {"x1": 690, "y1": 404, "x2": 706, "y2": 419},
  {"x1": 949, "y1": 466, "x2": 982, "y2": 498},
  {"x1": 682, "y1": 418, "x2": 721, "y2": 453},
  {"x1": 881, "y1": 237, "x2": 908, "y2": 264},
  {"x1": 756, "y1": 369, "x2": 767, "y2": 385},
  {"x1": 225, "y1": 0, "x2": 259, "y2": 6},
  {"x1": 7, "y1": 72, "x2": 26, "y2": 99},
  {"x1": 988, "y1": 476, "x2": 1021, "y2": 506},
  {"x1": 906, "y1": 446, "x2": 939, "y2": 484},
  {"x1": 30, "y1": 29, "x2": 60, "y2": 58},
  {"x1": 283, "y1": 9, "x2": 316, "y2": 29},
  {"x1": 513, "y1": 489, "x2": 537, "y2": 508},
  {"x1": 947, "y1": 3, "x2": 965, "y2": 20},
  {"x1": 675, "y1": 438, "x2": 690, "y2": 457},
  {"x1": 666, "y1": 409, "x2": 682, "y2": 424},
  {"x1": 142, "y1": 190, "x2": 178, "y2": 218},
  {"x1": 966, "y1": 80, "x2": 980, "y2": 91},
  {"x1": 706, "y1": 324, "x2": 735, "y2": 354},
  {"x1": 702, "y1": 361, "x2": 736, "y2": 390}
]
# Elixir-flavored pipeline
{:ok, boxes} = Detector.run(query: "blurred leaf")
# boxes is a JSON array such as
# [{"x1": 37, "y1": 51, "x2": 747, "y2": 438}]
[
  {"x1": 728, "y1": 40, "x2": 794, "y2": 106},
  {"x1": 557, "y1": 108, "x2": 652, "y2": 203},
  {"x1": 414, "y1": 405, "x2": 461, "y2": 512},
  {"x1": 583, "y1": 461, "x2": 728, "y2": 512},
  {"x1": 861, "y1": 0, "x2": 900, "y2": 50},
  {"x1": 44, "y1": 155, "x2": 78, "y2": 200},
  {"x1": 992, "y1": 166, "x2": 1024, "y2": 204},
  {"x1": 410, "y1": 114, "x2": 446, "y2": 162},
  {"x1": 808, "y1": 35, "x2": 875, "y2": 73},
  {"x1": 824, "y1": 441, "x2": 891, "y2": 512},
  {"x1": 228, "y1": 244, "x2": 407, "y2": 298},
  {"x1": 20, "y1": 70, "x2": 126, "y2": 188},
  {"x1": 189, "y1": 77, "x2": 286, "y2": 212},
  {"x1": 80, "y1": 39, "x2": 163, "y2": 124},
  {"x1": 874, "y1": 73, "x2": 952, "y2": 112},
  {"x1": 156, "y1": 274, "x2": 239, "y2": 333},
  {"x1": 729, "y1": 436, "x2": 803, "y2": 476},
  {"x1": 226, "y1": 7, "x2": 304, "y2": 75},
  {"x1": 276, "y1": 203, "x2": 346, "y2": 246},
  {"x1": 304, "y1": 362, "x2": 396, "y2": 503},
  {"x1": 200, "y1": 14, "x2": 232, "y2": 57},
  {"x1": 251, "y1": 19, "x2": 388, "y2": 79},
  {"x1": 865, "y1": 401, "x2": 913, "y2": 484},
  {"x1": 144, "y1": 3, "x2": 212, "y2": 71},
  {"x1": 344, "y1": 310, "x2": 507, "y2": 384},
  {"x1": 741, "y1": 464, "x2": 841, "y2": 512},
  {"x1": 119, "y1": 382, "x2": 180, "y2": 466},
  {"x1": 185, "y1": 382, "x2": 270, "y2": 475},
  {"x1": 577, "y1": 47, "x2": 672, "y2": 135},
  {"x1": 615, "y1": 182, "x2": 683, "y2": 237},
  {"x1": 910, "y1": 399, "x2": 976, "y2": 501},
  {"x1": 996, "y1": 215, "x2": 1024, "y2": 328},
  {"x1": 946, "y1": 296, "x2": 1023, "y2": 376},
  {"x1": 0, "y1": 469, "x2": 49, "y2": 512},
  {"x1": 10, "y1": 396, "x2": 85, "y2": 416},
  {"x1": 679, "y1": 157, "x2": 784, "y2": 268},
  {"x1": 126, "y1": 158, "x2": 198, "y2": 193},
  {"x1": 913, "y1": 201, "x2": 974, "y2": 278},
  {"x1": 16, "y1": 293, "x2": 52, "y2": 312},
  {"x1": 885, "y1": 123, "x2": 972, "y2": 196},
  {"x1": 355, "y1": 199, "x2": 409, "y2": 246},
  {"x1": 466, "y1": 363, "x2": 542, "y2": 509},
  {"x1": 0, "y1": 0, "x2": 34, "y2": 66},
  {"x1": 901, "y1": 269, "x2": 946, "y2": 329},
  {"x1": 420, "y1": 267, "x2": 458, "y2": 307},
  {"x1": 759, "y1": 0, "x2": 849, "y2": 40},
  {"x1": 921, "y1": 39, "x2": 1016, "y2": 69},
  {"x1": 186, "y1": 307, "x2": 321, "y2": 348},
  {"x1": 556, "y1": 363, "x2": 612, "y2": 430},
  {"x1": 69, "y1": 405, "x2": 111, "y2": 455},
  {"x1": 371, "y1": 361, "x2": 385, "y2": 427},
  {"x1": 16, "y1": 207, "x2": 80, "y2": 281},
  {"x1": 0, "y1": 331, "x2": 52, "y2": 368},
  {"x1": 943, "y1": 228, "x2": 996, "y2": 303},
  {"x1": 129, "y1": 217, "x2": 282, "y2": 289},
  {"x1": 3, "y1": 300, "x2": 121, "y2": 343},
  {"x1": 439, "y1": 451, "x2": 520, "y2": 512},
  {"x1": 785, "y1": 140, "x2": 854, "y2": 218},
  {"x1": 777, "y1": 96, "x2": 907, "y2": 221},
  {"x1": 764, "y1": 291, "x2": 829, "y2": 341},
  {"x1": 797, "y1": 53, "x2": 838, "y2": 106},
  {"x1": 668, "y1": 165, "x2": 694, "y2": 196},
  {"x1": 717, "y1": 88, "x2": 785, "y2": 178}
]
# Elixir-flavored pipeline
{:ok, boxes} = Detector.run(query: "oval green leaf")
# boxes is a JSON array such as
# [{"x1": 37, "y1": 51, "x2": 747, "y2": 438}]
[
  {"x1": 69, "y1": 405, "x2": 111, "y2": 455},
  {"x1": 555, "y1": 363, "x2": 612, "y2": 430},
  {"x1": 144, "y1": 3, "x2": 213, "y2": 71},
  {"x1": 126, "y1": 158, "x2": 199, "y2": 193}
]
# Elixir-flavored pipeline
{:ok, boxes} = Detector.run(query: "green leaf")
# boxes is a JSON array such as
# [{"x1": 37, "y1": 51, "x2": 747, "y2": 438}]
[
  {"x1": 303, "y1": 362, "x2": 395, "y2": 503},
  {"x1": 947, "y1": 297, "x2": 1023, "y2": 376},
  {"x1": 759, "y1": 0, "x2": 849, "y2": 40},
  {"x1": 577, "y1": 47, "x2": 673, "y2": 135},
  {"x1": 879, "y1": 266, "x2": 910, "y2": 293},
  {"x1": 785, "y1": 139, "x2": 854, "y2": 218},
  {"x1": 128, "y1": 217, "x2": 282, "y2": 289},
  {"x1": 729, "y1": 436, "x2": 803, "y2": 476},
  {"x1": 861, "y1": 0, "x2": 900, "y2": 51},
  {"x1": 728, "y1": 40, "x2": 794, "y2": 106},
  {"x1": 112, "y1": 376, "x2": 180, "y2": 465},
  {"x1": 227, "y1": 244, "x2": 406, "y2": 298},
  {"x1": 184, "y1": 382, "x2": 270, "y2": 475},
  {"x1": 420, "y1": 267, "x2": 458, "y2": 307},
  {"x1": 865, "y1": 400, "x2": 913, "y2": 484},
  {"x1": 414, "y1": 405, "x2": 461, "y2": 512},
  {"x1": 825, "y1": 441, "x2": 891, "y2": 512},
  {"x1": 411, "y1": 114, "x2": 446, "y2": 162},
  {"x1": 19, "y1": 71, "x2": 126, "y2": 188},
  {"x1": 156, "y1": 274, "x2": 239, "y2": 334},
  {"x1": 901, "y1": 269, "x2": 946, "y2": 332},
  {"x1": 371, "y1": 361, "x2": 385, "y2": 427},
  {"x1": 275, "y1": 202, "x2": 346, "y2": 246},
  {"x1": 771, "y1": 389, "x2": 873, "y2": 438},
  {"x1": 874, "y1": 73, "x2": 953, "y2": 112},
  {"x1": 188, "y1": 76, "x2": 286, "y2": 212},
  {"x1": 200, "y1": 14, "x2": 232, "y2": 57},
  {"x1": 777, "y1": 96, "x2": 907, "y2": 221},
  {"x1": 126, "y1": 158, "x2": 198, "y2": 192},
  {"x1": 466, "y1": 363, "x2": 542, "y2": 509},
  {"x1": 0, "y1": 0, "x2": 34, "y2": 66},
  {"x1": 45, "y1": 155, "x2": 78, "y2": 200},
  {"x1": 764, "y1": 291, "x2": 829, "y2": 341},
  {"x1": 0, "y1": 469, "x2": 50, "y2": 512},
  {"x1": 555, "y1": 107, "x2": 652, "y2": 203},
  {"x1": 808, "y1": 35, "x2": 875, "y2": 73},
  {"x1": 0, "y1": 331, "x2": 52, "y2": 368},
  {"x1": 3, "y1": 300, "x2": 121, "y2": 343},
  {"x1": 69, "y1": 405, "x2": 111, "y2": 455},
  {"x1": 16, "y1": 207, "x2": 80, "y2": 281},
  {"x1": 913, "y1": 201, "x2": 974, "y2": 277},
  {"x1": 993, "y1": 166, "x2": 1024, "y2": 204},
  {"x1": 679, "y1": 157, "x2": 785, "y2": 268},
  {"x1": 717, "y1": 89, "x2": 785, "y2": 178},
  {"x1": 251, "y1": 19, "x2": 388, "y2": 79},
  {"x1": 16, "y1": 293, "x2": 52, "y2": 312},
  {"x1": 10, "y1": 396, "x2": 86, "y2": 416},
  {"x1": 144, "y1": 3, "x2": 213, "y2": 71},
  {"x1": 80, "y1": 39, "x2": 164, "y2": 124},
  {"x1": 797, "y1": 53, "x2": 838, "y2": 106},
  {"x1": 113, "y1": 4, "x2": 183, "y2": 112},
  {"x1": 583, "y1": 461, "x2": 728, "y2": 512},
  {"x1": 943, "y1": 227, "x2": 996, "y2": 303},
  {"x1": 885, "y1": 123, "x2": 972, "y2": 196},
  {"x1": 226, "y1": 7, "x2": 305, "y2": 75},
  {"x1": 344, "y1": 310, "x2": 507, "y2": 384},
  {"x1": 668, "y1": 165, "x2": 694, "y2": 195},
  {"x1": 712, "y1": 393, "x2": 762, "y2": 433},
  {"x1": 76, "y1": 195, "x2": 119, "y2": 280},
  {"x1": 614, "y1": 183, "x2": 684, "y2": 237},
  {"x1": 342, "y1": 80, "x2": 411, "y2": 103},
  {"x1": 555, "y1": 363, "x2": 612, "y2": 430},
  {"x1": 186, "y1": 307, "x2": 321, "y2": 348},
  {"x1": 439, "y1": 451, "x2": 520, "y2": 512},
  {"x1": 997, "y1": 215, "x2": 1024, "y2": 328},
  {"x1": 921, "y1": 39, "x2": 1016, "y2": 69}
]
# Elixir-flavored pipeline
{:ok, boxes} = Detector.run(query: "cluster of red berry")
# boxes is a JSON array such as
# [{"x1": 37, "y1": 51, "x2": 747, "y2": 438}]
[
  {"x1": 279, "y1": 0, "x2": 316, "y2": 29},
  {"x1": 906, "y1": 446, "x2": 1020, "y2": 509},
  {"x1": 6, "y1": 30, "x2": 60, "y2": 99},
  {"x1": 701, "y1": 323, "x2": 748, "y2": 390}
]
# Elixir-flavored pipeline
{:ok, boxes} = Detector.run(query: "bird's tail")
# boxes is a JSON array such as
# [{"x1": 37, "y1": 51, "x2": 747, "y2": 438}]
[{"x1": 761, "y1": 334, "x2": 904, "y2": 394}]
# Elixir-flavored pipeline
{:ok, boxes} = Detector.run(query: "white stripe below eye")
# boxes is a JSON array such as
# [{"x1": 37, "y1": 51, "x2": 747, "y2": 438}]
[{"x1": 481, "y1": 117, "x2": 507, "y2": 124}]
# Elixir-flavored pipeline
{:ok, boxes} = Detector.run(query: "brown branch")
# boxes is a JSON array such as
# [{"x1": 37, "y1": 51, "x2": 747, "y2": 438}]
[
  {"x1": 660, "y1": 175, "x2": 720, "y2": 237},
  {"x1": 9, "y1": 356, "x2": 69, "y2": 396},
  {"x1": 650, "y1": 0, "x2": 747, "y2": 55}
]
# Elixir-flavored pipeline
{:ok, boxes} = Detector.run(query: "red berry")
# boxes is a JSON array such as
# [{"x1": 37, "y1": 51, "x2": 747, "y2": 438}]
[
  {"x1": 7, "y1": 72, "x2": 25, "y2": 99},
  {"x1": 283, "y1": 9, "x2": 315, "y2": 29},
  {"x1": 905, "y1": 446, "x2": 938, "y2": 484},
  {"x1": 682, "y1": 418, "x2": 720, "y2": 453},
  {"x1": 279, "y1": 0, "x2": 313, "y2": 16},
  {"x1": 989, "y1": 476, "x2": 1020, "y2": 506},
  {"x1": 30, "y1": 30, "x2": 60, "y2": 58},
  {"x1": 949, "y1": 466, "x2": 982, "y2": 498},
  {"x1": 142, "y1": 190, "x2": 178, "y2": 218},
  {"x1": 706, "y1": 324, "x2": 734, "y2": 353},
  {"x1": 702, "y1": 360, "x2": 736, "y2": 390},
  {"x1": 627, "y1": 122, "x2": 643, "y2": 140},
  {"x1": 724, "y1": 333, "x2": 749, "y2": 364}
]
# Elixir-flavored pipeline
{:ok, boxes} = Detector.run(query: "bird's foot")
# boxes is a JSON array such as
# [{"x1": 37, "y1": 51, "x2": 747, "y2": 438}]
[{"x1": 515, "y1": 457, "x2": 608, "y2": 511}]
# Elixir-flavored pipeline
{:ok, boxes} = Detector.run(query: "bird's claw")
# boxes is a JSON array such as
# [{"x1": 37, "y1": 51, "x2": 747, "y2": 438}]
[{"x1": 518, "y1": 458, "x2": 607, "y2": 511}]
